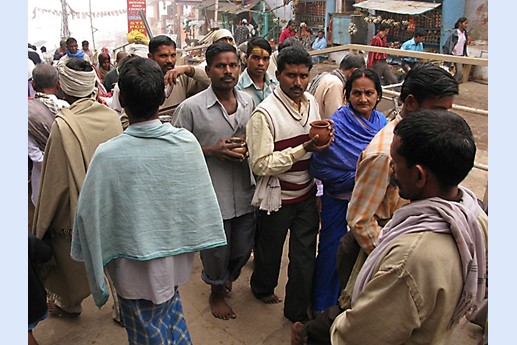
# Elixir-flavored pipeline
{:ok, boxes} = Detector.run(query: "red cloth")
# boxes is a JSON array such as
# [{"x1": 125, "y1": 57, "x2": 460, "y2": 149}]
[
  {"x1": 278, "y1": 28, "x2": 297, "y2": 44},
  {"x1": 367, "y1": 35, "x2": 388, "y2": 68}
]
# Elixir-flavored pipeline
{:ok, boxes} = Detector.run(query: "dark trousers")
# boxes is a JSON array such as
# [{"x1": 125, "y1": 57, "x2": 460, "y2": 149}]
[
  {"x1": 250, "y1": 196, "x2": 319, "y2": 322},
  {"x1": 305, "y1": 305, "x2": 343, "y2": 345},
  {"x1": 201, "y1": 212, "x2": 256, "y2": 285},
  {"x1": 372, "y1": 60, "x2": 399, "y2": 86},
  {"x1": 401, "y1": 60, "x2": 417, "y2": 73},
  {"x1": 336, "y1": 231, "x2": 361, "y2": 289}
]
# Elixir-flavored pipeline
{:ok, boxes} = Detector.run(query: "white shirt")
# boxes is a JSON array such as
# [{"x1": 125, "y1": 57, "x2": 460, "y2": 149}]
[
  {"x1": 452, "y1": 29, "x2": 467, "y2": 56},
  {"x1": 106, "y1": 252, "x2": 194, "y2": 304}
]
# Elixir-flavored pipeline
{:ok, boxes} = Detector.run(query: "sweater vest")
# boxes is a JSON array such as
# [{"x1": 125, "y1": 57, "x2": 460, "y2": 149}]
[{"x1": 255, "y1": 90, "x2": 320, "y2": 204}]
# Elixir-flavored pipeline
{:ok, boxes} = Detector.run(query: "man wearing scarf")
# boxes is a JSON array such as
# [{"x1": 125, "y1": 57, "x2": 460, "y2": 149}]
[
  {"x1": 31, "y1": 58, "x2": 123, "y2": 317},
  {"x1": 72, "y1": 56, "x2": 226, "y2": 344},
  {"x1": 329, "y1": 110, "x2": 487, "y2": 344},
  {"x1": 28, "y1": 64, "x2": 69, "y2": 213},
  {"x1": 57, "y1": 37, "x2": 91, "y2": 65}
]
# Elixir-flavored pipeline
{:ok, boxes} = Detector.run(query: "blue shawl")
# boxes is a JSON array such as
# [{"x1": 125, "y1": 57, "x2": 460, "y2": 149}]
[
  {"x1": 67, "y1": 50, "x2": 85, "y2": 59},
  {"x1": 71, "y1": 123, "x2": 226, "y2": 307},
  {"x1": 310, "y1": 105, "x2": 387, "y2": 195}
]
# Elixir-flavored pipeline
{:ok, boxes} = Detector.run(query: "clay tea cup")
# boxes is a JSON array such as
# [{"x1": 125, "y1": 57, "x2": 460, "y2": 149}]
[
  {"x1": 226, "y1": 137, "x2": 248, "y2": 155},
  {"x1": 309, "y1": 120, "x2": 332, "y2": 146}
]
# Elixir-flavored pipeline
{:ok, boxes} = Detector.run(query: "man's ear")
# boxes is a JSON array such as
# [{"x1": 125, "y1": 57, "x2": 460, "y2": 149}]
[
  {"x1": 414, "y1": 164, "x2": 427, "y2": 189},
  {"x1": 119, "y1": 90, "x2": 126, "y2": 108},
  {"x1": 404, "y1": 94, "x2": 420, "y2": 113},
  {"x1": 159, "y1": 91, "x2": 165, "y2": 106}
]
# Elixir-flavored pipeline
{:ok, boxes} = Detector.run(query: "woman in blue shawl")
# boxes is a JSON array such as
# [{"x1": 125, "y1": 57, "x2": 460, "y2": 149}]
[{"x1": 309, "y1": 68, "x2": 388, "y2": 313}]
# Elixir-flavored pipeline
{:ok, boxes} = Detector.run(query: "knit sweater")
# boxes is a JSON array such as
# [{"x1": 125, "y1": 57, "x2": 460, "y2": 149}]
[{"x1": 247, "y1": 88, "x2": 321, "y2": 204}]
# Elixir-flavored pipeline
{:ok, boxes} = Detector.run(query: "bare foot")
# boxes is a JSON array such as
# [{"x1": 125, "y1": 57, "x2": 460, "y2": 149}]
[
  {"x1": 209, "y1": 285, "x2": 237, "y2": 320},
  {"x1": 224, "y1": 280, "x2": 233, "y2": 294},
  {"x1": 291, "y1": 322, "x2": 306, "y2": 345},
  {"x1": 259, "y1": 293, "x2": 282, "y2": 304},
  {"x1": 47, "y1": 300, "x2": 81, "y2": 318}
]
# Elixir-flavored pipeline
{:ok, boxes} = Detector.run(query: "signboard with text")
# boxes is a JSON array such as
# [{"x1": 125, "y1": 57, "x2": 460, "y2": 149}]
[{"x1": 127, "y1": 0, "x2": 147, "y2": 36}]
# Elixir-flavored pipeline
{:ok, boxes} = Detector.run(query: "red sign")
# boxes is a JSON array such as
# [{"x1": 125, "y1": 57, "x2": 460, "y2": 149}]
[{"x1": 127, "y1": 0, "x2": 147, "y2": 35}]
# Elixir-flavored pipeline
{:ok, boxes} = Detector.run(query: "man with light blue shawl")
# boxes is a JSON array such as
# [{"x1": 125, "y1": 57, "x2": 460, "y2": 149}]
[
  {"x1": 309, "y1": 69, "x2": 387, "y2": 315},
  {"x1": 71, "y1": 56, "x2": 226, "y2": 345}
]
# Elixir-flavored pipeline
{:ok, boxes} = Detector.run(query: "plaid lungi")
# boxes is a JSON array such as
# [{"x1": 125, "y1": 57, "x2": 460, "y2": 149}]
[{"x1": 119, "y1": 290, "x2": 192, "y2": 345}]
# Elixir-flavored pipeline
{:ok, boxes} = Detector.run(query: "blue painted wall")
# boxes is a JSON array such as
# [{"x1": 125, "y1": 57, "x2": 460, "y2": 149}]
[
  {"x1": 325, "y1": 0, "x2": 336, "y2": 42},
  {"x1": 441, "y1": 0, "x2": 466, "y2": 49}
]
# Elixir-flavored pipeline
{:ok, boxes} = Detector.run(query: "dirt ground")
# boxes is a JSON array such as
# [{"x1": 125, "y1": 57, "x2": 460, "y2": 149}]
[{"x1": 31, "y1": 62, "x2": 488, "y2": 345}]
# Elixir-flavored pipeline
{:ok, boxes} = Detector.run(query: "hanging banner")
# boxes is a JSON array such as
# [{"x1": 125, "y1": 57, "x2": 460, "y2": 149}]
[
  {"x1": 32, "y1": 7, "x2": 126, "y2": 19},
  {"x1": 127, "y1": 0, "x2": 147, "y2": 36}
]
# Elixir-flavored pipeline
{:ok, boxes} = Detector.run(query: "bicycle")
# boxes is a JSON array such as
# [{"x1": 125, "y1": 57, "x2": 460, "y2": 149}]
[{"x1": 381, "y1": 82, "x2": 403, "y2": 121}]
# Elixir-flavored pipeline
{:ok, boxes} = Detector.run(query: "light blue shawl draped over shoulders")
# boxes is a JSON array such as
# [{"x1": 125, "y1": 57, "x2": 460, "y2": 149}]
[{"x1": 71, "y1": 123, "x2": 226, "y2": 307}]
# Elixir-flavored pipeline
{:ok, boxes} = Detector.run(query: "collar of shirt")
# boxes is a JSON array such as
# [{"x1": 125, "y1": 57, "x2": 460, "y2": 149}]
[
  {"x1": 204, "y1": 85, "x2": 251, "y2": 110},
  {"x1": 130, "y1": 119, "x2": 162, "y2": 128},
  {"x1": 238, "y1": 69, "x2": 276, "y2": 90},
  {"x1": 275, "y1": 86, "x2": 309, "y2": 113}
]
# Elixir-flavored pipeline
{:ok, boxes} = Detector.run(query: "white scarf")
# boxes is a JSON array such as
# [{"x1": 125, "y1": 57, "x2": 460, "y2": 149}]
[{"x1": 58, "y1": 63, "x2": 96, "y2": 97}]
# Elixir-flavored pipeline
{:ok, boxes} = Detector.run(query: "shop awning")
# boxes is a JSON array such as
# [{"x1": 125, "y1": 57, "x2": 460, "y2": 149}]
[
  {"x1": 199, "y1": 0, "x2": 262, "y2": 14},
  {"x1": 353, "y1": 0, "x2": 441, "y2": 15}
]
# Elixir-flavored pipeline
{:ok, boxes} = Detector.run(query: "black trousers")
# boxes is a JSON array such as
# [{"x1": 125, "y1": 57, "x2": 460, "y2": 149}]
[{"x1": 250, "y1": 196, "x2": 319, "y2": 322}]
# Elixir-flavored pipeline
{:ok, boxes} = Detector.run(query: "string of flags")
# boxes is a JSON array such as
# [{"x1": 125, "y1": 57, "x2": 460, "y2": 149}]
[{"x1": 32, "y1": 7, "x2": 127, "y2": 19}]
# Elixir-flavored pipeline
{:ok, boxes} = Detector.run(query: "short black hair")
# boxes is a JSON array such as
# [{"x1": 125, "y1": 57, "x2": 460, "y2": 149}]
[
  {"x1": 246, "y1": 37, "x2": 272, "y2": 56},
  {"x1": 149, "y1": 35, "x2": 176, "y2": 54},
  {"x1": 278, "y1": 37, "x2": 303, "y2": 52},
  {"x1": 205, "y1": 42, "x2": 237, "y2": 67},
  {"x1": 393, "y1": 109, "x2": 476, "y2": 187},
  {"x1": 66, "y1": 37, "x2": 77, "y2": 46},
  {"x1": 118, "y1": 56, "x2": 165, "y2": 120},
  {"x1": 82, "y1": 40, "x2": 89, "y2": 45},
  {"x1": 400, "y1": 63, "x2": 459, "y2": 104},
  {"x1": 414, "y1": 29, "x2": 427, "y2": 38},
  {"x1": 276, "y1": 46, "x2": 312, "y2": 73},
  {"x1": 65, "y1": 58, "x2": 93, "y2": 72},
  {"x1": 378, "y1": 23, "x2": 391, "y2": 31}
]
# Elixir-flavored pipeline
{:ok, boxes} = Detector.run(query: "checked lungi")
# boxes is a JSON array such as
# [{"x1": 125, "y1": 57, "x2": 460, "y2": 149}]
[{"x1": 119, "y1": 290, "x2": 192, "y2": 345}]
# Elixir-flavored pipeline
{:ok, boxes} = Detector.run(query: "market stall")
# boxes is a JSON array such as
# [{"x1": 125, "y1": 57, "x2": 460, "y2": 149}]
[{"x1": 352, "y1": 0, "x2": 465, "y2": 52}]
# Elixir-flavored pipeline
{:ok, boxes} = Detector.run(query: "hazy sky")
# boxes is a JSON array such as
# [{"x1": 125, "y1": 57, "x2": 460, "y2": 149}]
[{"x1": 28, "y1": 0, "x2": 130, "y2": 50}]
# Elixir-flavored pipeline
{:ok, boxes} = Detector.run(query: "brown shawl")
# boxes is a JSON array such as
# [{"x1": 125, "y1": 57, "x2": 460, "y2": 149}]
[{"x1": 31, "y1": 97, "x2": 123, "y2": 306}]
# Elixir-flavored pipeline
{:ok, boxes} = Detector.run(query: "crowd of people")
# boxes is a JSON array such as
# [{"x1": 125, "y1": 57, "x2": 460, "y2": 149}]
[{"x1": 28, "y1": 15, "x2": 486, "y2": 345}]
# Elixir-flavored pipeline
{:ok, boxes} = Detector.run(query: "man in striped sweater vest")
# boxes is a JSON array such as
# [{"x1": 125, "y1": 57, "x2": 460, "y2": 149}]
[{"x1": 246, "y1": 46, "x2": 333, "y2": 323}]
